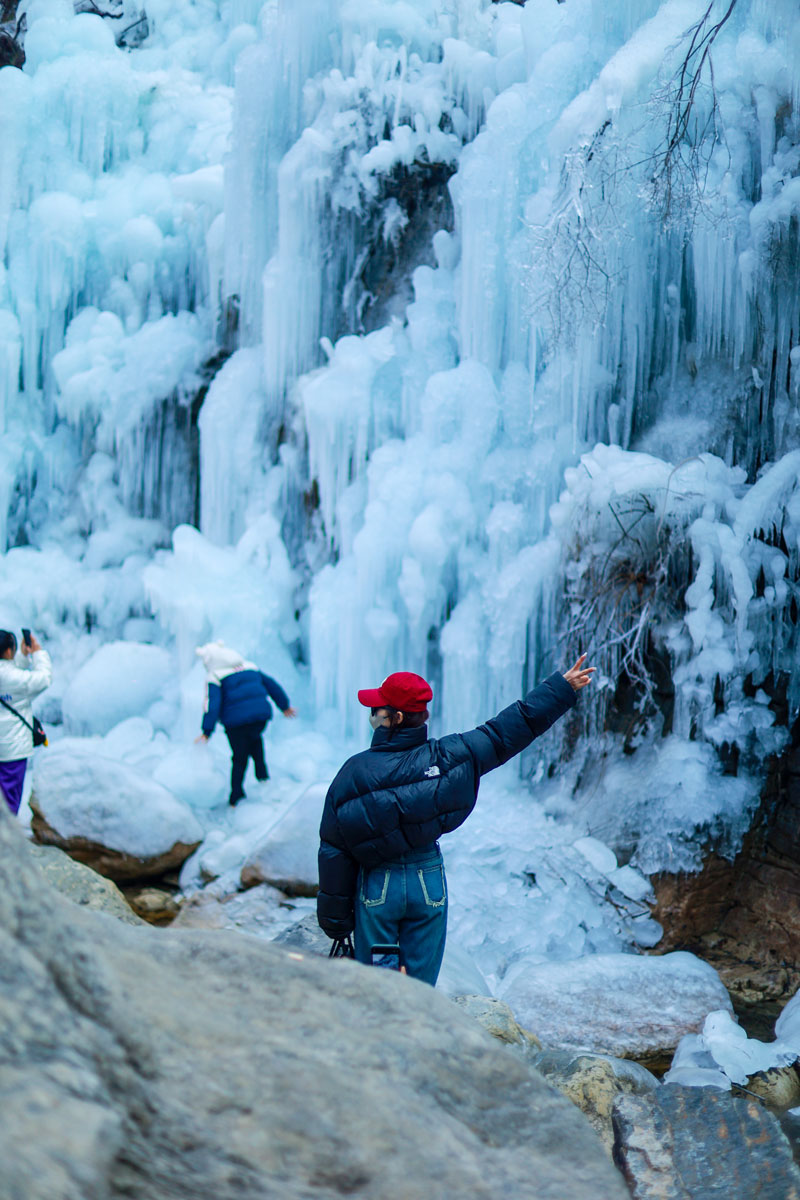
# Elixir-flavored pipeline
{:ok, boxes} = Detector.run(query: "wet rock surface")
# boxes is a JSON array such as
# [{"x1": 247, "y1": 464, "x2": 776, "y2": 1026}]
[
  {"x1": 652, "y1": 723, "x2": 800, "y2": 1010},
  {"x1": 0, "y1": 809, "x2": 629, "y2": 1200},
  {"x1": 613, "y1": 1085, "x2": 800, "y2": 1199}
]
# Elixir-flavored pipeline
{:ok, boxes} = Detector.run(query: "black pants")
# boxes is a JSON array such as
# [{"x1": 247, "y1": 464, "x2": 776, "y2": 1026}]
[{"x1": 225, "y1": 721, "x2": 268, "y2": 802}]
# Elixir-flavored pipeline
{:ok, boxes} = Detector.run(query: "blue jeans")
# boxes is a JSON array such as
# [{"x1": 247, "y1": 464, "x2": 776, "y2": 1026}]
[{"x1": 354, "y1": 844, "x2": 447, "y2": 986}]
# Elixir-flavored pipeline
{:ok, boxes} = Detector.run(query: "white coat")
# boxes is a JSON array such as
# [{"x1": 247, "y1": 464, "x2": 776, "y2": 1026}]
[{"x1": 0, "y1": 650, "x2": 52, "y2": 762}]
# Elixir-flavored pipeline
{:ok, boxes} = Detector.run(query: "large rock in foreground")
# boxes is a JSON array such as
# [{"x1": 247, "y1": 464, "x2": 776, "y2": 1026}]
[
  {"x1": 31, "y1": 742, "x2": 202, "y2": 880},
  {"x1": 499, "y1": 952, "x2": 731, "y2": 1063},
  {"x1": 0, "y1": 809, "x2": 627, "y2": 1200}
]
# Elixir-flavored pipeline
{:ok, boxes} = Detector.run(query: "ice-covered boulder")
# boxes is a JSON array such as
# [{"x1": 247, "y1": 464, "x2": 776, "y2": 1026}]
[
  {"x1": 499, "y1": 951, "x2": 732, "y2": 1061},
  {"x1": 62, "y1": 641, "x2": 174, "y2": 735},
  {"x1": 30, "y1": 741, "x2": 202, "y2": 880},
  {"x1": 0, "y1": 809, "x2": 628, "y2": 1200},
  {"x1": 239, "y1": 782, "x2": 325, "y2": 896}
]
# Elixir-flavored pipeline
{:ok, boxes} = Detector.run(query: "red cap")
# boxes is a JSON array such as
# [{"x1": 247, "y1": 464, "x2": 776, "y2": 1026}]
[{"x1": 358, "y1": 671, "x2": 433, "y2": 713}]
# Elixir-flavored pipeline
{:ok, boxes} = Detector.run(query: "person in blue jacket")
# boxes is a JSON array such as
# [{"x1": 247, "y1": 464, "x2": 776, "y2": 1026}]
[
  {"x1": 195, "y1": 641, "x2": 296, "y2": 805},
  {"x1": 317, "y1": 655, "x2": 594, "y2": 985}
]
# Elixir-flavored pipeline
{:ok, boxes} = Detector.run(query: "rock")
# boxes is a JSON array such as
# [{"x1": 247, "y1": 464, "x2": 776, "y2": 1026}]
[
  {"x1": 536, "y1": 1050, "x2": 660, "y2": 1154},
  {"x1": 272, "y1": 909, "x2": 331, "y2": 954},
  {"x1": 30, "y1": 742, "x2": 202, "y2": 881},
  {"x1": 612, "y1": 1086, "x2": 800, "y2": 1198},
  {"x1": 123, "y1": 886, "x2": 180, "y2": 925},
  {"x1": 240, "y1": 863, "x2": 317, "y2": 897},
  {"x1": 172, "y1": 883, "x2": 301, "y2": 938},
  {"x1": 451, "y1": 994, "x2": 541, "y2": 1050},
  {"x1": 499, "y1": 952, "x2": 732, "y2": 1063},
  {"x1": 651, "y1": 727, "x2": 800, "y2": 1007},
  {"x1": 0, "y1": 25, "x2": 23, "y2": 67},
  {"x1": 746, "y1": 1063, "x2": 800, "y2": 1110},
  {"x1": 27, "y1": 843, "x2": 144, "y2": 925},
  {"x1": 239, "y1": 782, "x2": 324, "y2": 896},
  {"x1": 0, "y1": 808, "x2": 628, "y2": 1200}
]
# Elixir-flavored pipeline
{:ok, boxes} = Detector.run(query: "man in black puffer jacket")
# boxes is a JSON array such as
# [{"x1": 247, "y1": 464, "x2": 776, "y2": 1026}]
[{"x1": 317, "y1": 655, "x2": 594, "y2": 984}]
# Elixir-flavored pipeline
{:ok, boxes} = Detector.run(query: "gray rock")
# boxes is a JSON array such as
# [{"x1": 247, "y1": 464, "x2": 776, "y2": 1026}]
[
  {"x1": 612, "y1": 1085, "x2": 800, "y2": 1198},
  {"x1": 451, "y1": 994, "x2": 542, "y2": 1049},
  {"x1": 272, "y1": 909, "x2": 331, "y2": 954},
  {"x1": 0, "y1": 807, "x2": 628, "y2": 1200},
  {"x1": 27, "y1": 842, "x2": 144, "y2": 925}
]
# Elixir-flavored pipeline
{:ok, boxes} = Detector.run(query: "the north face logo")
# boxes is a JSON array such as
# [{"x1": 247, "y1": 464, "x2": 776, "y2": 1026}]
[{"x1": 424, "y1": 765, "x2": 440, "y2": 778}]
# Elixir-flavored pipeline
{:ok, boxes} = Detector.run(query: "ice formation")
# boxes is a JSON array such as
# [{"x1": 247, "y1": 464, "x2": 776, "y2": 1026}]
[{"x1": 3, "y1": 0, "x2": 800, "y2": 1016}]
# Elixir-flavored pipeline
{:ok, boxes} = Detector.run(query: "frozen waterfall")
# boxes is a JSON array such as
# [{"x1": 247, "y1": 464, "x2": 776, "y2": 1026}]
[{"x1": 2, "y1": 0, "x2": 800, "y2": 980}]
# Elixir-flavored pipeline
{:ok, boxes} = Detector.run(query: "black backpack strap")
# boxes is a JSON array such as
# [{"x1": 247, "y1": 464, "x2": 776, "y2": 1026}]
[{"x1": 0, "y1": 695, "x2": 34, "y2": 734}]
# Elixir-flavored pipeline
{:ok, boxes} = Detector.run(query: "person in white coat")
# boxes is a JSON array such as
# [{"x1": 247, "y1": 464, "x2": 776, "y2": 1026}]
[{"x1": 0, "y1": 630, "x2": 52, "y2": 815}]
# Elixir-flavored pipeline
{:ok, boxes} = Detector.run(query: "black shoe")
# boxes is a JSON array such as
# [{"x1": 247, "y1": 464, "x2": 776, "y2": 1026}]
[
  {"x1": 255, "y1": 772, "x2": 269, "y2": 782},
  {"x1": 229, "y1": 793, "x2": 244, "y2": 807}
]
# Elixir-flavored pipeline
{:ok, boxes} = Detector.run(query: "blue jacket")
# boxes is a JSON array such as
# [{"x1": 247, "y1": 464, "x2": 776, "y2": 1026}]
[
  {"x1": 316, "y1": 672, "x2": 576, "y2": 937},
  {"x1": 202, "y1": 669, "x2": 290, "y2": 736}
]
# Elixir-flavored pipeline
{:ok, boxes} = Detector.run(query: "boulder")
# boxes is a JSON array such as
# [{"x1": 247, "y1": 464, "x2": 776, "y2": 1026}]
[
  {"x1": 27, "y1": 843, "x2": 143, "y2": 925},
  {"x1": 123, "y1": 886, "x2": 181, "y2": 925},
  {"x1": 272, "y1": 909, "x2": 331, "y2": 954},
  {"x1": 535, "y1": 1050, "x2": 660, "y2": 1154},
  {"x1": 239, "y1": 782, "x2": 324, "y2": 896},
  {"x1": 171, "y1": 883, "x2": 293, "y2": 935},
  {"x1": 612, "y1": 1086, "x2": 800, "y2": 1198},
  {"x1": 499, "y1": 951, "x2": 732, "y2": 1064},
  {"x1": 30, "y1": 742, "x2": 202, "y2": 881},
  {"x1": 0, "y1": 807, "x2": 628, "y2": 1200},
  {"x1": 451, "y1": 995, "x2": 541, "y2": 1051},
  {"x1": 746, "y1": 1064, "x2": 800, "y2": 1110}
]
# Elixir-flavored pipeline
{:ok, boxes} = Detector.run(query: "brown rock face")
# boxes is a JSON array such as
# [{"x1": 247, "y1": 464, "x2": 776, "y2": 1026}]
[
  {"x1": 30, "y1": 802, "x2": 200, "y2": 883},
  {"x1": 651, "y1": 723, "x2": 800, "y2": 1006}
]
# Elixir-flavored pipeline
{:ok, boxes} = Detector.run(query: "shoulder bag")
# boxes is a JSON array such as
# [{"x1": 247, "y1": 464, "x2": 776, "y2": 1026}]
[{"x1": 0, "y1": 696, "x2": 48, "y2": 747}]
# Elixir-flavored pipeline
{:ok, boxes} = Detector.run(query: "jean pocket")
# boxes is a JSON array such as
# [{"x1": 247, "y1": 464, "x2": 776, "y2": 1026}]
[
  {"x1": 360, "y1": 868, "x2": 390, "y2": 907},
  {"x1": 417, "y1": 864, "x2": 447, "y2": 908}
]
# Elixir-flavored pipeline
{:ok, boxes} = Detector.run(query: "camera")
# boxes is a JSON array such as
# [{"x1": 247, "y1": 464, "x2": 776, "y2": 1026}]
[{"x1": 21, "y1": 628, "x2": 32, "y2": 649}]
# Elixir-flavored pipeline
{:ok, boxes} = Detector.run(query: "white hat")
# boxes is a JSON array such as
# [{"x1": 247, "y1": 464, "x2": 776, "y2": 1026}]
[{"x1": 195, "y1": 640, "x2": 246, "y2": 681}]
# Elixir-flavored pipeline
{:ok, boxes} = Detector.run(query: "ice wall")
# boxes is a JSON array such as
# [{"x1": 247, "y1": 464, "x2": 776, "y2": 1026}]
[{"x1": 3, "y1": 0, "x2": 800, "y2": 880}]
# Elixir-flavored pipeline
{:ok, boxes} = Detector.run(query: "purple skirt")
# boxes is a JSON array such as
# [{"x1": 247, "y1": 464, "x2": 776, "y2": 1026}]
[{"x1": 0, "y1": 759, "x2": 27, "y2": 815}]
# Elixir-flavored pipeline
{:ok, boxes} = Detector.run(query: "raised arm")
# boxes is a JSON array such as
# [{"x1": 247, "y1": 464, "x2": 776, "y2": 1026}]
[
  {"x1": 6, "y1": 647, "x2": 52, "y2": 701},
  {"x1": 448, "y1": 656, "x2": 594, "y2": 777}
]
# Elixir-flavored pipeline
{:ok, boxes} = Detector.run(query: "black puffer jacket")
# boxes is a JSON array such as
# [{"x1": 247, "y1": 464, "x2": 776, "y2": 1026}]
[{"x1": 317, "y1": 672, "x2": 576, "y2": 937}]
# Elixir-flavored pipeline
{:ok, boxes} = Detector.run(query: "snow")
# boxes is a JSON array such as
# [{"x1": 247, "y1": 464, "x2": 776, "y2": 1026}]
[
  {"x1": 666, "y1": 1007, "x2": 800, "y2": 1091},
  {"x1": 2, "y1": 0, "x2": 800, "y2": 1051},
  {"x1": 62, "y1": 641, "x2": 174, "y2": 735},
  {"x1": 497, "y1": 951, "x2": 732, "y2": 1058},
  {"x1": 32, "y1": 740, "x2": 202, "y2": 856}
]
